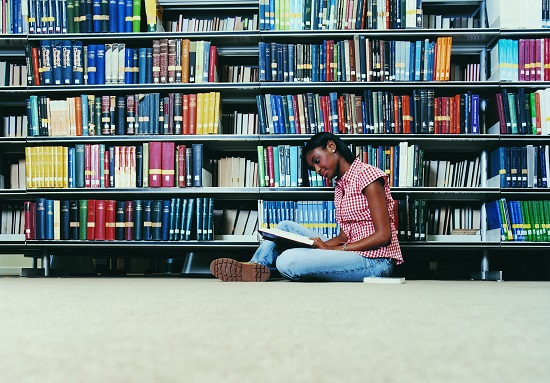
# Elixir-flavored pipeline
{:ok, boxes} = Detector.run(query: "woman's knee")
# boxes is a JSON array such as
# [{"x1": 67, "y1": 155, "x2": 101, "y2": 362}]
[{"x1": 275, "y1": 249, "x2": 302, "y2": 280}]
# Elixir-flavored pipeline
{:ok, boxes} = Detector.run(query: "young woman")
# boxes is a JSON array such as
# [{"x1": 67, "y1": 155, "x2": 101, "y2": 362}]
[{"x1": 210, "y1": 132, "x2": 403, "y2": 282}]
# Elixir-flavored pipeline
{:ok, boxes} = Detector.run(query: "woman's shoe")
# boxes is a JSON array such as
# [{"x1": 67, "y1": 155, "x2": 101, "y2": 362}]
[{"x1": 210, "y1": 258, "x2": 270, "y2": 282}]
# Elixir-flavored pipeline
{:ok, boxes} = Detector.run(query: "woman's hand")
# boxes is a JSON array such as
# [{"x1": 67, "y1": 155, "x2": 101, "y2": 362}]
[{"x1": 311, "y1": 237, "x2": 329, "y2": 250}]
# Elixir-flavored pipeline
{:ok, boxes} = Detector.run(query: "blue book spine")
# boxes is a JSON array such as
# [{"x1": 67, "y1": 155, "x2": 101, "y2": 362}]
[
  {"x1": 74, "y1": 144, "x2": 85, "y2": 188},
  {"x1": 286, "y1": 95, "x2": 296, "y2": 134},
  {"x1": 138, "y1": 47, "x2": 147, "y2": 84},
  {"x1": 68, "y1": 147, "x2": 75, "y2": 188},
  {"x1": 109, "y1": 147, "x2": 115, "y2": 187},
  {"x1": 471, "y1": 94, "x2": 480, "y2": 134},
  {"x1": 93, "y1": 0, "x2": 101, "y2": 32},
  {"x1": 489, "y1": 147, "x2": 507, "y2": 188},
  {"x1": 289, "y1": 145, "x2": 298, "y2": 187},
  {"x1": 265, "y1": 42, "x2": 272, "y2": 81},
  {"x1": 124, "y1": 48, "x2": 133, "y2": 84},
  {"x1": 161, "y1": 200, "x2": 170, "y2": 241},
  {"x1": 184, "y1": 198, "x2": 195, "y2": 240},
  {"x1": 192, "y1": 143, "x2": 203, "y2": 187},
  {"x1": 60, "y1": 200, "x2": 70, "y2": 240},
  {"x1": 124, "y1": 0, "x2": 133, "y2": 32},
  {"x1": 61, "y1": 40, "x2": 73, "y2": 85},
  {"x1": 329, "y1": 92, "x2": 338, "y2": 133},
  {"x1": 133, "y1": 199, "x2": 143, "y2": 240},
  {"x1": 195, "y1": 197, "x2": 203, "y2": 240},
  {"x1": 312, "y1": 43, "x2": 319, "y2": 82},
  {"x1": 117, "y1": 0, "x2": 125, "y2": 32},
  {"x1": 51, "y1": 40, "x2": 62, "y2": 85},
  {"x1": 414, "y1": 40, "x2": 421, "y2": 81},
  {"x1": 132, "y1": 49, "x2": 139, "y2": 84},
  {"x1": 256, "y1": 95, "x2": 268, "y2": 134},
  {"x1": 72, "y1": 41, "x2": 84, "y2": 85},
  {"x1": 178, "y1": 198, "x2": 188, "y2": 241},
  {"x1": 35, "y1": 198, "x2": 47, "y2": 240},
  {"x1": 45, "y1": 199, "x2": 54, "y2": 240},
  {"x1": 269, "y1": 95, "x2": 279, "y2": 133},
  {"x1": 275, "y1": 95, "x2": 285, "y2": 133},
  {"x1": 145, "y1": 48, "x2": 153, "y2": 83},
  {"x1": 207, "y1": 198, "x2": 214, "y2": 240},
  {"x1": 282, "y1": 44, "x2": 289, "y2": 82},
  {"x1": 95, "y1": 44, "x2": 105, "y2": 84},
  {"x1": 258, "y1": 42, "x2": 266, "y2": 81},
  {"x1": 87, "y1": 44, "x2": 97, "y2": 85},
  {"x1": 109, "y1": 0, "x2": 117, "y2": 32},
  {"x1": 276, "y1": 43, "x2": 283, "y2": 81}
]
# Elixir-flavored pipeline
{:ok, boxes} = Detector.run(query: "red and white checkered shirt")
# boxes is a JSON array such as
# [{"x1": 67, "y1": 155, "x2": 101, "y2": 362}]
[{"x1": 334, "y1": 158, "x2": 403, "y2": 265}]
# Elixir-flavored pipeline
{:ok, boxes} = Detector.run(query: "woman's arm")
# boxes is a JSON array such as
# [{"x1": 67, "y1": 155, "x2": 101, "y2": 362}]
[{"x1": 312, "y1": 178, "x2": 392, "y2": 251}]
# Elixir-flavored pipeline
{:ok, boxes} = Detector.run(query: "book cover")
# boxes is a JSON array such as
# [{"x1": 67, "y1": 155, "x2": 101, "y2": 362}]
[
  {"x1": 258, "y1": 227, "x2": 314, "y2": 249},
  {"x1": 95, "y1": 200, "x2": 106, "y2": 240}
]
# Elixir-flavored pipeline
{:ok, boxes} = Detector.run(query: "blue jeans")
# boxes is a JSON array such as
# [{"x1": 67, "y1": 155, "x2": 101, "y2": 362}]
[{"x1": 250, "y1": 220, "x2": 394, "y2": 282}]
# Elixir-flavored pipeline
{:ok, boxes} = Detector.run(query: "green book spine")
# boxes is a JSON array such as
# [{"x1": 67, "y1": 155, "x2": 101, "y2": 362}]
[
  {"x1": 520, "y1": 201, "x2": 532, "y2": 242},
  {"x1": 507, "y1": 93, "x2": 518, "y2": 134},
  {"x1": 133, "y1": 0, "x2": 141, "y2": 32},
  {"x1": 78, "y1": 199, "x2": 88, "y2": 240},
  {"x1": 257, "y1": 146, "x2": 266, "y2": 187}
]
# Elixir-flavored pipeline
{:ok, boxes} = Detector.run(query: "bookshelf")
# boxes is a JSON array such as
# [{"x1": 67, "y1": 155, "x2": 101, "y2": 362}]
[{"x1": 0, "y1": 0, "x2": 548, "y2": 280}]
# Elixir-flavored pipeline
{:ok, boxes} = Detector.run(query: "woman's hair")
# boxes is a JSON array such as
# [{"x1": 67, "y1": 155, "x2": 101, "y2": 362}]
[{"x1": 303, "y1": 132, "x2": 356, "y2": 165}]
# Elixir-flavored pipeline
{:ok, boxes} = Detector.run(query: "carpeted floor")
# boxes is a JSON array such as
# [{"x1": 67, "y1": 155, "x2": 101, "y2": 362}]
[{"x1": 0, "y1": 277, "x2": 548, "y2": 383}]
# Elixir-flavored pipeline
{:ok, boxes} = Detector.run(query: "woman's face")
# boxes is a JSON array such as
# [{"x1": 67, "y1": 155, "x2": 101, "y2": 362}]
[{"x1": 305, "y1": 140, "x2": 339, "y2": 180}]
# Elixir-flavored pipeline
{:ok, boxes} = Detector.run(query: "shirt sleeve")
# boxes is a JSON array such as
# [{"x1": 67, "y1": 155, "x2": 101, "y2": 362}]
[{"x1": 356, "y1": 163, "x2": 387, "y2": 192}]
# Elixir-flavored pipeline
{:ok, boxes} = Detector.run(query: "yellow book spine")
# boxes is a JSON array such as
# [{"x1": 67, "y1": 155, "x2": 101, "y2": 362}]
[
  {"x1": 213, "y1": 92, "x2": 221, "y2": 134},
  {"x1": 25, "y1": 147, "x2": 32, "y2": 189},
  {"x1": 63, "y1": 146, "x2": 68, "y2": 188},
  {"x1": 196, "y1": 92, "x2": 204, "y2": 134},
  {"x1": 208, "y1": 91, "x2": 215, "y2": 134}
]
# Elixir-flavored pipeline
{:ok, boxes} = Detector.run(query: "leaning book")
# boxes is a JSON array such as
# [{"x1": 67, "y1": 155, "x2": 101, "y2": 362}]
[{"x1": 258, "y1": 227, "x2": 314, "y2": 249}]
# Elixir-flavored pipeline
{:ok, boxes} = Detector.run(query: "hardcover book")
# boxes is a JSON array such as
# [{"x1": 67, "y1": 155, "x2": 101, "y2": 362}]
[{"x1": 258, "y1": 227, "x2": 314, "y2": 249}]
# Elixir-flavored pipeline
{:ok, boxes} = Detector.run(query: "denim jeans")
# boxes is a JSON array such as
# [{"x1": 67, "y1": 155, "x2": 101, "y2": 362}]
[{"x1": 250, "y1": 220, "x2": 394, "y2": 282}]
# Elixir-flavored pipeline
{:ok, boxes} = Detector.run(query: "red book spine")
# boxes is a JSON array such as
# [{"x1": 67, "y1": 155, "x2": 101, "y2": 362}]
[
  {"x1": 160, "y1": 39, "x2": 168, "y2": 84},
  {"x1": 31, "y1": 47, "x2": 41, "y2": 85},
  {"x1": 529, "y1": 39, "x2": 536, "y2": 79},
  {"x1": 124, "y1": 200, "x2": 134, "y2": 240},
  {"x1": 495, "y1": 93, "x2": 507, "y2": 134},
  {"x1": 168, "y1": 39, "x2": 176, "y2": 83},
  {"x1": 161, "y1": 141, "x2": 175, "y2": 187},
  {"x1": 95, "y1": 200, "x2": 106, "y2": 240},
  {"x1": 434, "y1": 97, "x2": 440, "y2": 134},
  {"x1": 105, "y1": 200, "x2": 116, "y2": 240},
  {"x1": 337, "y1": 97, "x2": 345, "y2": 133},
  {"x1": 545, "y1": 38, "x2": 550, "y2": 81},
  {"x1": 177, "y1": 144, "x2": 186, "y2": 187},
  {"x1": 208, "y1": 45, "x2": 218, "y2": 82},
  {"x1": 402, "y1": 95, "x2": 411, "y2": 134},
  {"x1": 449, "y1": 96, "x2": 455, "y2": 134},
  {"x1": 152, "y1": 40, "x2": 160, "y2": 84},
  {"x1": 92, "y1": 144, "x2": 100, "y2": 188},
  {"x1": 168, "y1": 93, "x2": 174, "y2": 135},
  {"x1": 84, "y1": 144, "x2": 91, "y2": 188},
  {"x1": 292, "y1": 95, "x2": 301, "y2": 134},
  {"x1": 148, "y1": 141, "x2": 162, "y2": 187},
  {"x1": 182, "y1": 94, "x2": 190, "y2": 134},
  {"x1": 86, "y1": 199, "x2": 96, "y2": 240},
  {"x1": 393, "y1": 95, "x2": 400, "y2": 134},
  {"x1": 24, "y1": 201, "x2": 32, "y2": 240},
  {"x1": 103, "y1": 148, "x2": 110, "y2": 188},
  {"x1": 267, "y1": 145, "x2": 275, "y2": 187},
  {"x1": 189, "y1": 94, "x2": 197, "y2": 134},
  {"x1": 519, "y1": 39, "x2": 525, "y2": 81},
  {"x1": 453, "y1": 94, "x2": 461, "y2": 134},
  {"x1": 536, "y1": 38, "x2": 542, "y2": 81}
]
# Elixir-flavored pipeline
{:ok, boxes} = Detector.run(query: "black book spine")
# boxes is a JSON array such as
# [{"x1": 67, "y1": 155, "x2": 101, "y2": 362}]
[
  {"x1": 69, "y1": 200, "x2": 80, "y2": 239},
  {"x1": 151, "y1": 200, "x2": 162, "y2": 241},
  {"x1": 60, "y1": 200, "x2": 71, "y2": 240},
  {"x1": 134, "y1": 199, "x2": 143, "y2": 241},
  {"x1": 143, "y1": 200, "x2": 152, "y2": 240},
  {"x1": 135, "y1": 145, "x2": 143, "y2": 187},
  {"x1": 115, "y1": 201, "x2": 125, "y2": 240}
]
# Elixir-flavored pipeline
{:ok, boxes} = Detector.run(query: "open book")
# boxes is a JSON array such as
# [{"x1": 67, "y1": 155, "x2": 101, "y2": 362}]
[{"x1": 258, "y1": 227, "x2": 314, "y2": 249}]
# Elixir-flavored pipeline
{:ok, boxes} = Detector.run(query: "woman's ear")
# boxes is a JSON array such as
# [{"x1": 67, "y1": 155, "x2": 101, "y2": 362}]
[{"x1": 327, "y1": 140, "x2": 336, "y2": 153}]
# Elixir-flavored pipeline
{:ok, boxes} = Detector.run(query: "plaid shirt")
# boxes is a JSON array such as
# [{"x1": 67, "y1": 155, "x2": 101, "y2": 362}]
[{"x1": 334, "y1": 158, "x2": 403, "y2": 265}]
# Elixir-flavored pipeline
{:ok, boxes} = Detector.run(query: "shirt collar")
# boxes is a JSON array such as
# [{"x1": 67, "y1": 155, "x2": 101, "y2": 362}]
[{"x1": 336, "y1": 157, "x2": 360, "y2": 187}]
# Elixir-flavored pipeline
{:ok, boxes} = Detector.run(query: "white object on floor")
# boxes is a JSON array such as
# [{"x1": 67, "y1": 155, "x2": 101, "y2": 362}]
[{"x1": 363, "y1": 277, "x2": 406, "y2": 284}]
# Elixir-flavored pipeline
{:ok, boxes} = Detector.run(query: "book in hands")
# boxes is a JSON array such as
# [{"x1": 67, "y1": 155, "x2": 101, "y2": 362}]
[{"x1": 258, "y1": 227, "x2": 314, "y2": 249}]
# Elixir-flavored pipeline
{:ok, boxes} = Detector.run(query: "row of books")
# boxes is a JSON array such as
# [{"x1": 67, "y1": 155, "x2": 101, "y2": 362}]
[
  {"x1": 26, "y1": 92, "x2": 222, "y2": 137},
  {"x1": 258, "y1": 200, "x2": 338, "y2": 239},
  {"x1": 0, "y1": 61, "x2": 28, "y2": 87},
  {"x1": 24, "y1": 142, "x2": 210, "y2": 189},
  {"x1": 0, "y1": 203, "x2": 24, "y2": 235},
  {"x1": 487, "y1": 88, "x2": 550, "y2": 135},
  {"x1": 352, "y1": 144, "x2": 481, "y2": 188},
  {"x1": 221, "y1": 112, "x2": 259, "y2": 135},
  {"x1": 488, "y1": 146, "x2": 550, "y2": 189},
  {"x1": 32, "y1": 39, "x2": 218, "y2": 86},
  {"x1": 163, "y1": 15, "x2": 258, "y2": 32},
  {"x1": 218, "y1": 157, "x2": 258, "y2": 188},
  {"x1": 487, "y1": 0, "x2": 550, "y2": 29},
  {"x1": 489, "y1": 38, "x2": 550, "y2": 82},
  {"x1": 220, "y1": 65, "x2": 259, "y2": 83},
  {"x1": 256, "y1": 90, "x2": 480, "y2": 136},
  {"x1": 1, "y1": 115, "x2": 28, "y2": 138},
  {"x1": 4, "y1": 160, "x2": 26, "y2": 189},
  {"x1": 257, "y1": 145, "x2": 304, "y2": 188},
  {"x1": 422, "y1": 14, "x2": 480, "y2": 29},
  {"x1": 486, "y1": 198, "x2": 550, "y2": 242},
  {"x1": 397, "y1": 198, "x2": 481, "y2": 241},
  {"x1": 218, "y1": 208, "x2": 258, "y2": 236},
  {"x1": 25, "y1": 197, "x2": 215, "y2": 241},
  {"x1": 259, "y1": 37, "x2": 453, "y2": 83},
  {"x1": 259, "y1": 0, "x2": 423, "y2": 30},
  {"x1": 25, "y1": 0, "x2": 150, "y2": 34}
]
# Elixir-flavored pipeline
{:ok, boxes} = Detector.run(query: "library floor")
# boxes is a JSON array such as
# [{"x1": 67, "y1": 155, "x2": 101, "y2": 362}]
[{"x1": 0, "y1": 278, "x2": 548, "y2": 383}]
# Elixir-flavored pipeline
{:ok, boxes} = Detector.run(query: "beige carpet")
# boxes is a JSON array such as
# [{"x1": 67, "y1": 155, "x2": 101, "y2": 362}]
[{"x1": 0, "y1": 278, "x2": 548, "y2": 383}]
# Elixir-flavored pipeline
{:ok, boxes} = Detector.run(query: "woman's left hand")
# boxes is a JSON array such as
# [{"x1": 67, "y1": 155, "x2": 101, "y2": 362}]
[{"x1": 311, "y1": 237, "x2": 329, "y2": 250}]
